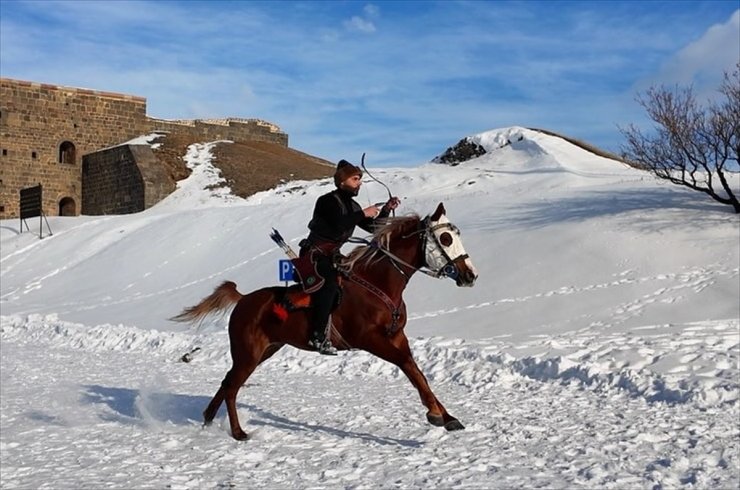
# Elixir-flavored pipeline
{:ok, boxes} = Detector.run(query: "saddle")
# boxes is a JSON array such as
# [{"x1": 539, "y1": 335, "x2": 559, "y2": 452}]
[
  {"x1": 291, "y1": 239, "x2": 342, "y2": 294},
  {"x1": 291, "y1": 253, "x2": 324, "y2": 294},
  {"x1": 271, "y1": 283, "x2": 343, "y2": 322}
]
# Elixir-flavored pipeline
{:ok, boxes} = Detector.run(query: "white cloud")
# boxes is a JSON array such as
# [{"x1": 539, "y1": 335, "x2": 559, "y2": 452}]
[
  {"x1": 345, "y1": 15, "x2": 376, "y2": 33},
  {"x1": 364, "y1": 4, "x2": 380, "y2": 18},
  {"x1": 344, "y1": 4, "x2": 379, "y2": 33},
  {"x1": 649, "y1": 10, "x2": 739, "y2": 89}
]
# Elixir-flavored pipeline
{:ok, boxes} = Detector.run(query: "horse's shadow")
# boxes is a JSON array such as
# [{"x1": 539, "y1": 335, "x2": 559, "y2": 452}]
[
  {"x1": 80, "y1": 384, "x2": 421, "y2": 448},
  {"x1": 241, "y1": 402, "x2": 422, "y2": 448},
  {"x1": 80, "y1": 384, "x2": 204, "y2": 426}
]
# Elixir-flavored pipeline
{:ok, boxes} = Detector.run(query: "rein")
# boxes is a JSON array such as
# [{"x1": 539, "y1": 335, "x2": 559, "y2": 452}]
[
  {"x1": 346, "y1": 218, "x2": 466, "y2": 279},
  {"x1": 343, "y1": 271, "x2": 404, "y2": 334},
  {"x1": 341, "y1": 216, "x2": 464, "y2": 334},
  {"x1": 346, "y1": 233, "x2": 437, "y2": 279}
]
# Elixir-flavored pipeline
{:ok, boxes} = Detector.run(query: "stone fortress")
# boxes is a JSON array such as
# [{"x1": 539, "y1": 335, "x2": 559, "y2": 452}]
[{"x1": 0, "y1": 77, "x2": 291, "y2": 219}]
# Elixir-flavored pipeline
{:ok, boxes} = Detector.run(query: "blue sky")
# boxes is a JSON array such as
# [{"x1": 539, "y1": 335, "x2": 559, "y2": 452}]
[{"x1": 1, "y1": 0, "x2": 738, "y2": 167}]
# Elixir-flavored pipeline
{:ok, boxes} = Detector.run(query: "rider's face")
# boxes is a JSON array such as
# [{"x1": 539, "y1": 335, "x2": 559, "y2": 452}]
[{"x1": 340, "y1": 175, "x2": 362, "y2": 195}]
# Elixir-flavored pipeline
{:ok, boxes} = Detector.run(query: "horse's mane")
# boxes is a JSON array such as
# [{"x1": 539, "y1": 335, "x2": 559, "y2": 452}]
[{"x1": 342, "y1": 214, "x2": 421, "y2": 272}]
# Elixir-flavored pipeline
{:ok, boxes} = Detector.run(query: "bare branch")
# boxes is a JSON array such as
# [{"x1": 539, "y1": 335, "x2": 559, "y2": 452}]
[{"x1": 619, "y1": 63, "x2": 740, "y2": 213}]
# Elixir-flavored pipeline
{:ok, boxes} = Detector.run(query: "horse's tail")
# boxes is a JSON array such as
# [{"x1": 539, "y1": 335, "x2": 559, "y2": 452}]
[{"x1": 170, "y1": 281, "x2": 243, "y2": 324}]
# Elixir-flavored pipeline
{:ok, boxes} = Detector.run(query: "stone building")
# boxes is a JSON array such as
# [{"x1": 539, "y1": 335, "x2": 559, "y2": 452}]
[{"x1": 0, "y1": 78, "x2": 288, "y2": 219}]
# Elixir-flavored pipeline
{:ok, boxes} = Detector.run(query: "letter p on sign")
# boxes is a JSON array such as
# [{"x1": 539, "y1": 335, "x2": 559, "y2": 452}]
[{"x1": 279, "y1": 259, "x2": 294, "y2": 282}]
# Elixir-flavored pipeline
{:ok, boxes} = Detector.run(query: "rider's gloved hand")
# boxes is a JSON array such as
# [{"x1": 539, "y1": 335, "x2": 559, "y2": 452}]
[
  {"x1": 382, "y1": 197, "x2": 401, "y2": 212},
  {"x1": 363, "y1": 204, "x2": 382, "y2": 218}
]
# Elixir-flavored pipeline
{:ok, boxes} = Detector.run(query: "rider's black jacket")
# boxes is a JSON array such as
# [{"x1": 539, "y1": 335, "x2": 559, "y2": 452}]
[{"x1": 306, "y1": 189, "x2": 390, "y2": 248}]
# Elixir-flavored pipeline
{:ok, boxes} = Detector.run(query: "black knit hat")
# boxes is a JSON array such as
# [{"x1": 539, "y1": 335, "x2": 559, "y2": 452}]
[{"x1": 334, "y1": 159, "x2": 363, "y2": 187}]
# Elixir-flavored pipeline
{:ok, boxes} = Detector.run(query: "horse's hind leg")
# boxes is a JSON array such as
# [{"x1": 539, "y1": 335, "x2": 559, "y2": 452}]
[
  {"x1": 203, "y1": 386, "x2": 226, "y2": 426},
  {"x1": 372, "y1": 334, "x2": 464, "y2": 431},
  {"x1": 203, "y1": 343, "x2": 283, "y2": 427},
  {"x1": 202, "y1": 364, "x2": 256, "y2": 440},
  {"x1": 221, "y1": 360, "x2": 259, "y2": 440},
  {"x1": 258, "y1": 343, "x2": 284, "y2": 364}
]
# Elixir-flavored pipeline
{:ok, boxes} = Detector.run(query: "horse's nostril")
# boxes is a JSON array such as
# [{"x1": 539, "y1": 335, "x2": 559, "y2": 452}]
[{"x1": 458, "y1": 270, "x2": 476, "y2": 286}]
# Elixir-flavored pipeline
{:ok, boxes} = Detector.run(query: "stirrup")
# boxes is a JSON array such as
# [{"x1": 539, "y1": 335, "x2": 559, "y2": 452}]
[
  {"x1": 318, "y1": 339, "x2": 337, "y2": 356},
  {"x1": 310, "y1": 337, "x2": 337, "y2": 355}
]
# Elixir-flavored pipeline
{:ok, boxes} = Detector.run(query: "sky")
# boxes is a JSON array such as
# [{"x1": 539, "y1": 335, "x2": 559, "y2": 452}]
[
  {"x1": 1, "y1": 0, "x2": 738, "y2": 166},
  {"x1": 1, "y1": 127, "x2": 738, "y2": 488}
]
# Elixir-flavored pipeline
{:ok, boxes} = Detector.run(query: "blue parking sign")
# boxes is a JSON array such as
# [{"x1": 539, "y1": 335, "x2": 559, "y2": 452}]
[{"x1": 279, "y1": 259, "x2": 294, "y2": 282}]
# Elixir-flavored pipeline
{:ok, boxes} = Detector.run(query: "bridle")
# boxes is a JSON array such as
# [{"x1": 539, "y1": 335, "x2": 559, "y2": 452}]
[
  {"x1": 347, "y1": 215, "x2": 468, "y2": 281},
  {"x1": 418, "y1": 217, "x2": 469, "y2": 280},
  {"x1": 342, "y1": 215, "x2": 469, "y2": 335},
  {"x1": 343, "y1": 215, "x2": 468, "y2": 335}
]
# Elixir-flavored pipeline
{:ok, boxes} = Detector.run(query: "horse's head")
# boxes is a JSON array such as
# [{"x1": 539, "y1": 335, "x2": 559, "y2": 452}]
[
  {"x1": 345, "y1": 203, "x2": 477, "y2": 287},
  {"x1": 422, "y1": 203, "x2": 478, "y2": 287}
]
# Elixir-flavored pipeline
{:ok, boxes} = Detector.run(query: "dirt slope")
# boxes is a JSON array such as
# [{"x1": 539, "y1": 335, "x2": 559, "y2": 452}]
[{"x1": 151, "y1": 133, "x2": 334, "y2": 199}]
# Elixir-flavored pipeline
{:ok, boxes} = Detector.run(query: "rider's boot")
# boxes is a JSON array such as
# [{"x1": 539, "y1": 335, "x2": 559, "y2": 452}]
[
  {"x1": 309, "y1": 319, "x2": 337, "y2": 356},
  {"x1": 309, "y1": 332, "x2": 337, "y2": 355}
]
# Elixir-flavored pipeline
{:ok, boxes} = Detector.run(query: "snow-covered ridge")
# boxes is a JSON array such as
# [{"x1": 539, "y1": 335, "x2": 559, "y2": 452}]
[
  {"x1": 468, "y1": 126, "x2": 531, "y2": 152},
  {"x1": 3, "y1": 314, "x2": 736, "y2": 409},
  {"x1": 461, "y1": 126, "x2": 634, "y2": 176}
]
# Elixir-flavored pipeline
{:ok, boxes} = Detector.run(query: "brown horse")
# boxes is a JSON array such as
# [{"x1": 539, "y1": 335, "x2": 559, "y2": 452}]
[{"x1": 172, "y1": 202, "x2": 478, "y2": 440}]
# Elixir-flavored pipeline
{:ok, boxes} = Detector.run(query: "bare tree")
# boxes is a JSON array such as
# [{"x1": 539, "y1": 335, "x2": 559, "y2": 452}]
[{"x1": 620, "y1": 64, "x2": 740, "y2": 213}]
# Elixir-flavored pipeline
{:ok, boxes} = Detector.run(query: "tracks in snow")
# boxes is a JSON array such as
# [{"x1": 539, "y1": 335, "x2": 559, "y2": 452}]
[{"x1": 1, "y1": 314, "x2": 738, "y2": 489}]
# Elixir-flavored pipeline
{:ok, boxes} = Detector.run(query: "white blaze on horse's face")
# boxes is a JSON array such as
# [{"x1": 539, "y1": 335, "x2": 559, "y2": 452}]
[{"x1": 425, "y1": 204, "x2": 478, "y2": 287}]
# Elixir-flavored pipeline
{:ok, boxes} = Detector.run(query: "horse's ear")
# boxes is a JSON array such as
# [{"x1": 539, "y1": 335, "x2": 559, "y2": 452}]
[{"x1": 431, "y1": 202, "x2": 446, "y2": 221}]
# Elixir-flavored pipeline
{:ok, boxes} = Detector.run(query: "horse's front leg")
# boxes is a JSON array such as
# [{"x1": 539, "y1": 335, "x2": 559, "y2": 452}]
[
  {"x1": 402, "y1": 356, "x2": 464, "y2": 431},
  {"x1": 370, "y1": 333, "x2": 464, "y2": 431}
]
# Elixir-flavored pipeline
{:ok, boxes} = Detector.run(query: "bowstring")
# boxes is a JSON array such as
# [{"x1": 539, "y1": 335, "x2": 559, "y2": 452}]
[{"x1": 360, "y1": 152, "x2": 395, "y2": 217}]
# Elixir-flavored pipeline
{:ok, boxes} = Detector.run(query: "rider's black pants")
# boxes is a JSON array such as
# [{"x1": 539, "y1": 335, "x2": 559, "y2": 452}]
[{"x1": 309, "y1": 253, "x2": 339, "y2": 338}]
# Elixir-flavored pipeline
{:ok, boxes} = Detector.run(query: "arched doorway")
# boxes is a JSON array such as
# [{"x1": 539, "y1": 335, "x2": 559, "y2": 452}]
[
  {"x1": 59, "y1": 197, "x2": 76, "y2": 216},
  {"x1": 59, "y1": 141, "x2": 76, "y2": 165}
]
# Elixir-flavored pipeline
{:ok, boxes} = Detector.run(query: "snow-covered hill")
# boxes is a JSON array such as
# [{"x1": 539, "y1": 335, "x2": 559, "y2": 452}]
[{"x1": 2, "y1": 127, "x2": 738, "y2": 489}]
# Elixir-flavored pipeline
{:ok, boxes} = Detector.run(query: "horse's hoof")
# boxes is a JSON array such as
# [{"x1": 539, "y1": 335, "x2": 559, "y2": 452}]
[
  {"x1": 444, "y1": 419, "x2": 465, "y2": 431},
  {"x1": 426, "y1": 413, "x2": 445, "y2": 427},
  {"x1": 232, "y1": 430, "x2": 249, "y2": 441},
  {"x1": 203, "y1": 409, "x2": 216, "y2": 425}
]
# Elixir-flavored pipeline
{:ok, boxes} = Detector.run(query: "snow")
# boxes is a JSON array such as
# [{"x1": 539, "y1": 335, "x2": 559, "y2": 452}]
[
  {"x1": 97, "y1": 132, "x2": 166, "y2": 152},
  {"x1": 1, "y1": 127, "x2": 738, "y2": 489}
]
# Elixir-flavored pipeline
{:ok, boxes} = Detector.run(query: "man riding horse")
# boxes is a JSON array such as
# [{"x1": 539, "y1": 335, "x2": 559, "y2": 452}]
[
  {"x1": 298, "y1": 159, "x2": 400, "y2": 354},
  {"x1": 173, "y1": 195, "x2": 477, "y2": 440}
]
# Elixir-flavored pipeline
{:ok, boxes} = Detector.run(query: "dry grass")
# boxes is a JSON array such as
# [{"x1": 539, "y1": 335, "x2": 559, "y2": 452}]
[
  {"x1": 528, "y1": 127, "x2": 633, "y2": 166},
  {"x1": 150, "y1": 133, "x2": 335, "y2": 199},
  {"x1": 212, "y1": 140, "x2": 334, "y2": 198}
]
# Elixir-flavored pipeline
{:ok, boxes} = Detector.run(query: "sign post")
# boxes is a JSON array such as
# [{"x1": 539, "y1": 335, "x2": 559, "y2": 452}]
[
  {"x1": 279, "y1": 259, "x2": 294, "y2": 286},
  {"x1": 19, "y1": 184, "x2": 52, "y2": 239}
]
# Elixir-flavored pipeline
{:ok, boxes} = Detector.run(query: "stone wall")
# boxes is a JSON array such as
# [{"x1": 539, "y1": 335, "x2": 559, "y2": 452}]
[
  {"x1": 0, "y1": 79, "x2": 147, "y2": 219},
  {"x1": 81, "y1": 144, "x2": 174, "y2": 215},
  {"x1": 0, "y1": 77, "x2": 288, "y2": 219},
  {"x1": 148, "y1": 118, "x2": 288, "y2": 146},
  {"x1": 128, "y1": 145, "x2": 174, "y2": 210},
  {"x1": 81, "y1": 146, "x2": 145, "y2": 215}
]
